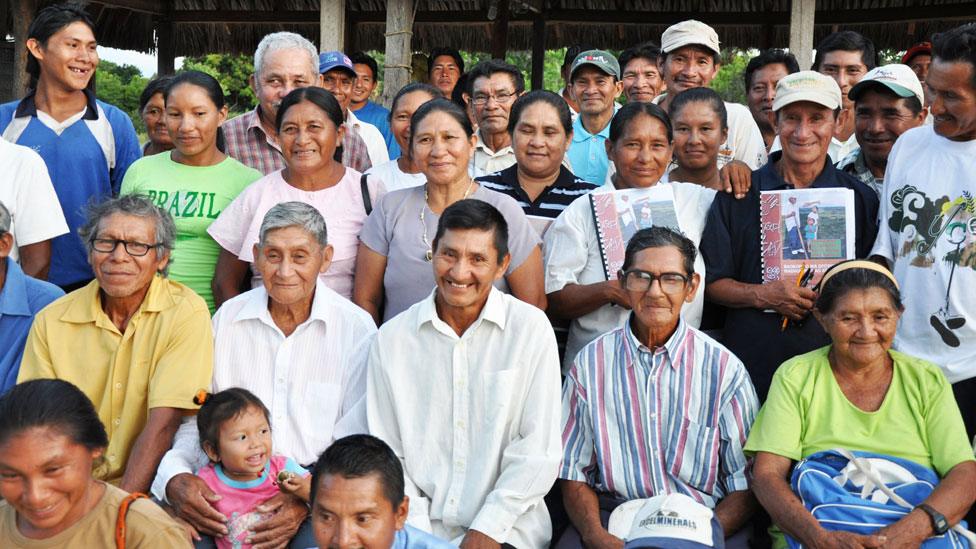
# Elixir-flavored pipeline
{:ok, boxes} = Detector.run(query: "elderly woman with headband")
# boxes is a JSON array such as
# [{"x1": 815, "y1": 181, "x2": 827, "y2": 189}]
[{"x1": 746, "y1": 260, "x2": 976, "y2": 548}]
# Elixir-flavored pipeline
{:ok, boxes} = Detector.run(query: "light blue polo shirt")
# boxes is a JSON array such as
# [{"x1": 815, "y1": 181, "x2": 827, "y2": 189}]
[
  {"x1": 567, "y1": 114, "x2": 613, "y2": 186},
  {"x1": 0, "y1": 260, "x2": 63, "y2": 394}
]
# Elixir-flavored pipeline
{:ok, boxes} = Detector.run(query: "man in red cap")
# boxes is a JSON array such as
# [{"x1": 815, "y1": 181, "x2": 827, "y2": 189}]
[{"x1": 903, "y1": 41, "x2": 933, "y2": 106}]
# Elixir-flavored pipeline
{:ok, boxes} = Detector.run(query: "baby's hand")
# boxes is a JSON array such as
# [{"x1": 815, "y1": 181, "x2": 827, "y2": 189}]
[{"x1": 277, "y1": 471, "x2": 311, "y2": 502}]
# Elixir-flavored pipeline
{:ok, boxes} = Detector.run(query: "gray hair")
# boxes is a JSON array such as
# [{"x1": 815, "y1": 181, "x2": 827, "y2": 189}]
[
  {"x1": 254, "y1": 32, "x2": 318, "y2": 79},
  {"x1": 258, "y1": 202, "x2": 328, "y2": 248},
  {"x1": 621, "y1": 226, "x2": 696, "y2": 276},
  {"x1": 78, "y1": 195, "x2": 176, "y2": 275},
  {"x1": 0, "y1": 200, "x2": 10, "y2": 235}
]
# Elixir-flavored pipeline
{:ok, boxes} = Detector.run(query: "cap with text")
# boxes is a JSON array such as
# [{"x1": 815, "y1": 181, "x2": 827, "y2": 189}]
[
  {"x1": 570, "y1": 50, "x2": 621, "y2": 80},
  {"x1": 608, "y1": 493, "x2": 725, "y2": 549},
  {"x1": 661, "y1": 20, "x2": 721, "y2": 55},
  {"x1": 319, "y1": 51, "x2": 356, "y2": 76},
  {"x1": 772, "y1": 70, "x2": 842, "y2": 112},
  {"x1": 848, "y1": 64, "x2": 925, "y2": 106}
]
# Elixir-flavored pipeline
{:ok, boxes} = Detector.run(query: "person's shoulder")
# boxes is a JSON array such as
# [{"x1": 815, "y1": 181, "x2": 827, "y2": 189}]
[
  {"x1": 101, "y1": 485, "x2": 189, "y2": 545},
  {"x1": 318, "y1": 285, "x2": 377, "y2": 333},
  {"x1": 499, "y1": 290, "x2": 549, "y2": 325},
  {"x1": 95, "y1": 99, "x2": 137, "y2": 130},
  {"x1": 773, "y1": 346, "x2": 831, "y2": 384},
  {"x1": 890, "y1": 349, "x2": 951, "y2": 386},
  {"x1": 222, "y1": 110, "x2": 255, "y2": 130},
  {"x1": 31, "y1": 285, "x2": 85, "y2": 323},
  {"x1": 23, "y1": 275, "x2": 65, "y2": 312},
  {"x1": 160, "y1": 277, "x2": 211, "y2": 316},
  {"x1": 221, "y1": 155, "x2": 263, "y2": 179},
  {"x1": 723, "y1": 101, "x2": 752, "y2": 118},
  {"x1": 376, "y1": 299, "x2": 423, "y2": 340},
  {"x1": 399, "y1": 524, "x2": 456, "y2": 549},
  {"x1": 896, "y1": 124, "x2": 934, "y2": 147}
]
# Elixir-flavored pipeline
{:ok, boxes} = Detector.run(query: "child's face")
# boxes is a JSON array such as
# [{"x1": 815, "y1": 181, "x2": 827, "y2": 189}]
[{"x1": 209, "y1": 406, "x2": 272, "y2": 481}]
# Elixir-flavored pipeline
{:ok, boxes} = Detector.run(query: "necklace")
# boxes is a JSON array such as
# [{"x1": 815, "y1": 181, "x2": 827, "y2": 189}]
[{"x1": 420, "y1": 179, "x2": 476, "y2": 261}]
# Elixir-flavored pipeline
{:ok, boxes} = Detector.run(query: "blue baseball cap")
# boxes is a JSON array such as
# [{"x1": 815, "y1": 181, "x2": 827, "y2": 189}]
[{"x1": 318, "y1": 51, "x2": 356, "y2": 76}]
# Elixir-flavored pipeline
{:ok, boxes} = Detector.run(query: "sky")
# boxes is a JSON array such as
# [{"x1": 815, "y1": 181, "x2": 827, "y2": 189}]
[{"x1": 98, "y1": 45, "x2": 183, "y2": 76}]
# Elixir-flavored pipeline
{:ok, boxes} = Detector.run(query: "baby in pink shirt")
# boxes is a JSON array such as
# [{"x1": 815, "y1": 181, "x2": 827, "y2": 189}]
[{"x1": 194, "y1": 388, "x2": 310, "y2": 549}]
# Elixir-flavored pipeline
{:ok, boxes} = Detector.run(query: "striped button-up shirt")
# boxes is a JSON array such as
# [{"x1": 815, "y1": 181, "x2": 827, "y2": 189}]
[
  {"x1": 222, "y1": 107, "x2": 371, "y2": 175},
  {"x1": 560, "y1": 317, "x2": 759, "y2": 508}
]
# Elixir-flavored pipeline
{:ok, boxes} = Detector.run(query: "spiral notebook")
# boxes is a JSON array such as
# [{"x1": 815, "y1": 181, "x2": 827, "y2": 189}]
[
  {"x1": 759, "y1": 187, "x2": 856, "y2": 287},
  {"x1": 589, "y1": 186, "x2": 681, "y2": 280}
]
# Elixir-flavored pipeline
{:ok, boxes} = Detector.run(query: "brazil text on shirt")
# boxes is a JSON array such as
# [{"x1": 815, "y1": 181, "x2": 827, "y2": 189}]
[
  {"x1": 476, "y1": 164, "x2": 600, "y2": 220},
  {"x1": 145, "y1": 190, "x2": 224, "y2": 219},
  {"x1": 0, "y1": 88, "x2": 141, "y2": 287}
]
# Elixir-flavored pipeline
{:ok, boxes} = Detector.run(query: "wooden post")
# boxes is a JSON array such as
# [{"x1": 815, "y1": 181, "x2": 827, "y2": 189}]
[
  {"x1": 490, "y1": 0, "x2": 509, "y2": 60},
  {"x1": 380, "y1": 0, "x2": 414, "y2": 108},
  {"x1": 157, "y1": 0, "x2": 176, "y2": 76},
  {"x1": 531, "y1": 15, "x2": 545, "y2": 90},
  {"x1": 320, "y1": 0, "x2": 346, "y2": 52},
  {"x1": 789, "y1": 0, "x2": 815, "y2": 69},
  {"x1": 12, "y1": 0, "x2": 38, "y2": 97}
]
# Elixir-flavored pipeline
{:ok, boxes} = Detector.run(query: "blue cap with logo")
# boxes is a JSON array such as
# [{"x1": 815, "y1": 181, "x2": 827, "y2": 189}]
[{"x1": 318, "y1": 51, "x2": 356, "y2": 76}]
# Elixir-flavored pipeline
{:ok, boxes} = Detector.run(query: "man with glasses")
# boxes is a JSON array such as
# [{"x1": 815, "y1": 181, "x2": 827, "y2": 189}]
[
  {"x1": 18, "y1": 194, "x2": 214, "y2": 494},
  {"x1": 465, "y1": 59, "x2": 525, "y2": 176},
  {"x1": 558, "y1": 226, "x2": 759, "y2": 549}
]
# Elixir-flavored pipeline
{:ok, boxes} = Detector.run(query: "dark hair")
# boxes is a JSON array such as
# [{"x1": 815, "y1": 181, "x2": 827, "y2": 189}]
[
  {"x1": 619, "y1": 43, "x2": 662, "y2": 73},
  {"x1": 26, "y1": 2, "x2": 96, "y2": 91},
  {"x1": 0, "y1": 379, "x2": 108, "y2": 451},
  {"x1": 451, "y1": 73, "x2": 469, "y2": 110},
  {"x1": 138, "y1": 75, "x2": 174, "y2": 113},
  {"x1": 349, "y1": 51, "x2": 379, "y2": 80},
  {"x1": 933, "y1": 23, "x2": 976, "y2": 89},
  {"x1": 275, "y1": 87, "x2": 346, "y2": 162},
  {"x1": 670, "y1": 87, "x2": 728, "y2": 131},
  {"x1": 744, "y1": 49, "x2": 800, "y2": 90},
  {"x1": 465, "y1": 59, "x2": 525, "y2": 97},
  {"x1": 432, "y1": 199, "x2": 509, "y2": 262},
  {"x1": 311, "y1": 434, "x2": 405, "y2": 508},
  {"x1": 165, "y1": 71, "x2": 228, "y2": 153},
  {"x1": 854, "y1": 84, "x2": 925, "y2": 116},
  {"x1": 507, "y1": 90, "x2": 573, "y2": 135},
  {"x1": 813, "y1": 31, "x2": 878, "y2": 72},
  {"x1": 195, "y1": 388, "x2": 271, "y2": 459},
  {"x1": 815, "y1": 264, "x2": 904, "y2": 314},
  {"x1": 388, "y1": 82, "x2": 442, "y2": 124},
  {"x1": 427, "y1": 47, "x2": 464, "y2": 74},
  {"x1": 562, "y1": 44, "x2": 596, "y2": 70},
  {"x1": 621, "y1": 226, "x2": 696, "y2": 276},
  {"x1": 409, "y1": 98, "x2": 474, "y2": 148},
  {"x1": 609, "y1": 101, "x2": 673, "y2": 144}
]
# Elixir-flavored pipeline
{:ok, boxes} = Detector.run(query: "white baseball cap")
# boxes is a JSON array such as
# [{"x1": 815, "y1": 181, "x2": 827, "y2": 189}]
[
  {"x1": 848, "y1": 63, "x2": 925, "y2": 106},
  {"x1": 772, "y1": 70, "x2": 843, "y2": 112},
  {"x1": 661, "y1": 20, "x2": 721, "y2": 55},
  {"x1": 608, "y1": 494, "x2": 724, "y2": 548}
]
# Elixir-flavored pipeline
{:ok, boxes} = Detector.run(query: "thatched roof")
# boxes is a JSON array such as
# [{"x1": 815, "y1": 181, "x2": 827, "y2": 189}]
[{"x1": 4, "y1": 0, "x2": 975, "y2": 57}]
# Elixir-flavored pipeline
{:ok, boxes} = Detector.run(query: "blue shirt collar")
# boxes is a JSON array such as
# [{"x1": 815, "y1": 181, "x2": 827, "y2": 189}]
[
  {"x1": 15, "y1": 88, "x2": 99, "y2": 120},
  {"x1": 572, "y1": 114, "x2": 613, "y2": 143},
  {"x1": 214, "y1": 461, "x2": 271, "y2": 489},
  {"x1": 0, "y1": 260, "x2": 32, "y2": 317}
]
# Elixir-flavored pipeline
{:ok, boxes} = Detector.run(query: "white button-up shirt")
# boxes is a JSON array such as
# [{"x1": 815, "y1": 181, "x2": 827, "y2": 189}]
[
  {"x1": 543, "y1": 180, "x2": 716, "y2": 373},
  {"x1": 151, "y1": 281, "x2": 375, "y2": 501},
  {"x1": 347, "y1": 109, "x2": 390, "y2": 167},
  {"x1": 366, "y1": 288, "x2": 562, "y2": 548}
]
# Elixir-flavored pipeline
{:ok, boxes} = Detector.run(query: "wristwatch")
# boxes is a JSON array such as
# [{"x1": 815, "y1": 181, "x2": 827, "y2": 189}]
[{"x1": 916, "y1": 503, "x2": 950, "y2": 535}]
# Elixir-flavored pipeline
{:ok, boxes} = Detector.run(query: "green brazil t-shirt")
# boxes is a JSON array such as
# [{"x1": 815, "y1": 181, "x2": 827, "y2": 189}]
[{"x1": 121, "y1": 152, "x2": 261, "y2": 312}]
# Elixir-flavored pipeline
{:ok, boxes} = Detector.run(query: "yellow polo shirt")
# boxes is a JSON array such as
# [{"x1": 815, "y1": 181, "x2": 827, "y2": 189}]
[{"x1": 18, "y1": 275, "x2": 214, "y2": 483}]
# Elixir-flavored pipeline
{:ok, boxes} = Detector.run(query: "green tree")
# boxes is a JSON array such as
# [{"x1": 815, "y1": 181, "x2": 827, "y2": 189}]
[
  {"x1": 181, "y1": 53, "x2": 256, "y2": 116},
  {"x1": 711, "y1": 49, "x2": 750, "y2": 105},
  {"x1": 95, "y1": 59, "x2": 148, "y2": 132}
]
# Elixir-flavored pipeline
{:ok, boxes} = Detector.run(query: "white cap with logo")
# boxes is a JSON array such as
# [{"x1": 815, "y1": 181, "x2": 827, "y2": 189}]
[
  {"x1": 608, "y1": 493, "x2": 724, "y2": 548},
  {"x1": 772, "y1": 70, "x2": 843, "y2": 112},
  {"x1": 848, "y1": 63, "x2": 925, "y2": 105},
  {"x1": 661, "y1": 20, "x2": 721, "y2": 55}
]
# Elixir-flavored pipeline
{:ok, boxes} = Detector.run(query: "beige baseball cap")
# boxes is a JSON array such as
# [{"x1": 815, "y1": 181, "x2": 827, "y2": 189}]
[
  {"x1": 661, "y1": 20, "x2": 721, "y2": 55},
  {"x1": 849, "y1": 64, "x2": 925, "y2": 105},
  {"x1": 772, "y1": 71, "x2": 843, "y2": 112}
]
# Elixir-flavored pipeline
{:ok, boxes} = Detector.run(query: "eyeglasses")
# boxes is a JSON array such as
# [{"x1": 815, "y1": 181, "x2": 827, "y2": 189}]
[
  {"x1": 470, "y1": 91, "x2": 518, "y2": 106},
  {"x1": 619, "y1": 270, "x2": 689, "y2": 293},
  {"x1": 90, "y1": 238, "x2": 162, "y2": 257}
]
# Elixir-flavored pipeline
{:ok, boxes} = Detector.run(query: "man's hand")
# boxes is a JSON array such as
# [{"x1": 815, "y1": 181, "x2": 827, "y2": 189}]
[
  {"x1": 166, "y1": 473, "x2": 228, "y2": 539},
  {"x1": 604, "y1": 280, "x2": 632, "y2": 309},
  {"x1": 719, "y1": 160, "x2": 753, "y2": 199},
  {"x1": 459, "y1": 529, "x2": 502, "y2": 549},
  {"x1": 813, "y1": 530, "x2": 886, "y2": 549},
  {"x1": 758, "y1": 280, "x2": 817, "y2": 321},
  {"x1": 248, "y1": 492, "x2": 308, "y2": 549},
  {"x1": 581, "y1": 529, "x2": 625, "y2": 549}
]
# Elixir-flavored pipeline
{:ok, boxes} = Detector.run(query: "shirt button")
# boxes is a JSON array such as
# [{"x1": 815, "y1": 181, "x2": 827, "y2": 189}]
[
  {"x1": 113, "y1": 418, "x2": 121, "y2": 426},
  {"x1": 108, "y1": 454, "x2": 116, "y2": 461},
  {"x1": 115, "y1": 383, "x2": 122, "y2": 390}
]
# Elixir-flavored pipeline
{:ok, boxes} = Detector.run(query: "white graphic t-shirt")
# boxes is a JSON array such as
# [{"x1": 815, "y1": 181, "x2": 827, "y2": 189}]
[{"x1": 871, "y1": 125, "x2": 976, "y2": 383}]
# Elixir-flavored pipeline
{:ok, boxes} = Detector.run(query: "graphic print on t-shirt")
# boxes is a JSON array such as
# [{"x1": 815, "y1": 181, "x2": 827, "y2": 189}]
[{"x1": 885, "y1": 185, "x2": 976, "y2": 347}]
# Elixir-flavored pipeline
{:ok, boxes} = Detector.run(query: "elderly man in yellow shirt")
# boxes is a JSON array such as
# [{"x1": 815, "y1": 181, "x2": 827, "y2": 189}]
[{"x1": 18, "y1": 194, "x2": 214, "y2": 494}]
